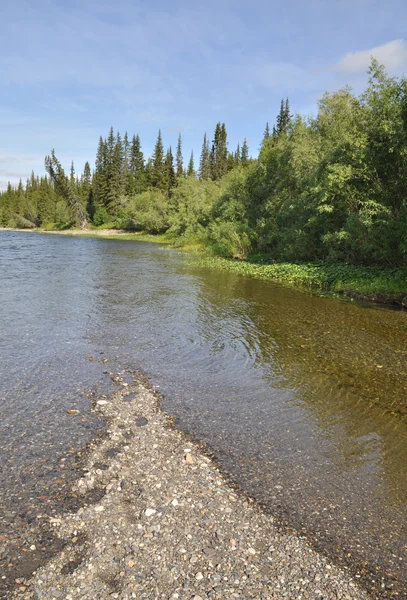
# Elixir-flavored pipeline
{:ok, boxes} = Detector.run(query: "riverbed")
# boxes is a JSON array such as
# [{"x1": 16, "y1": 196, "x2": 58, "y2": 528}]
[{"x1": 1, "y1": 231, "x2": 407, "y2": 597}]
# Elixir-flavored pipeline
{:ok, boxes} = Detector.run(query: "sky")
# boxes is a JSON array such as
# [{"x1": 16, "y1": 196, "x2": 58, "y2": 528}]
[{"x1": 1, "y1": 0, "x2": 407, "y2": 190}]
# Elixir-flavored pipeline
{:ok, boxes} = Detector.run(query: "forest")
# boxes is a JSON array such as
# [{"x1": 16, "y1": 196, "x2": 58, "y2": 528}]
[{"x1": 2, "y1": 60, "x2": 407, "y2": 268}]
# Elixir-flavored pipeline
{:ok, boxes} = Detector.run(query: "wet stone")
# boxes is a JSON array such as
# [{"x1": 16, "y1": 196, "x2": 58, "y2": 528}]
[{"x1": 9, "y1": 379, "x2": 368, "y2": 600}]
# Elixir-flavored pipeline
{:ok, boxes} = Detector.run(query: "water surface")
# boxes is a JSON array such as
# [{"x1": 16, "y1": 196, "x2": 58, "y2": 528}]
[{"x1": 1, "y1": 231, "x2": 407, "y2": 597}]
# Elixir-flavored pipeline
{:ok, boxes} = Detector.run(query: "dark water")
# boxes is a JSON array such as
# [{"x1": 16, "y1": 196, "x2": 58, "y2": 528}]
[{"x1": 1, "y1": 232, "x2": 407, "y2": 597}]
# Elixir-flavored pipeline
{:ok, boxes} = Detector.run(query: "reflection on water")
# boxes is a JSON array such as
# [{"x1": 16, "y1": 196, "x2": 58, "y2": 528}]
[{"x1": 1, "y1": 231, "x2": 407, "y2": 596}]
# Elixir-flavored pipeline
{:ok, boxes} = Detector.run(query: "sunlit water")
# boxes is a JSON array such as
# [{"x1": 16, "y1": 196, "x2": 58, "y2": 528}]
[{"x1": 1, "y1": 231, "x2": 407, "y2": 597}]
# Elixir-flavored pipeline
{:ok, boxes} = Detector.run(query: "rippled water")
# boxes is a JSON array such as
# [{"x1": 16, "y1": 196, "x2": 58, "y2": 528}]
[{"x1": 1, "y1": 231, "x2": 407, "y2": 597}]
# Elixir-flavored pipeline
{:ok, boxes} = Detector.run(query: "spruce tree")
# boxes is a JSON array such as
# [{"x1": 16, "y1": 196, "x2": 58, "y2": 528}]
[
  {"x1": 93, "y1": 136, "x2": 107, "y2": 211},
  {"x1": 151, "y1": 130, "x2": 165, "y2": 189},
  {"x1": 165, "y1": 147, "x2": 176, "y2": 197},
  {"x1": 81, "y1": 161, "x2": 93, "y2": 218},
  {"x1": 263, "y1": 122, "x2": 270, "y2": 141},
  {"x1": 106, "y1": 132, "x2": 125, "y2": 213},
  {"x1": 45, "y1": 150, "x2": 87, "y2": 228},
  {"x1": 199, "y1": 133, "x2": 211, "y2": 180},
  {"x1": 176, "y1": 134, "x2": 183, "y2": 178},
  {"x1": 128, "y1": 134, "x2": 146, "y2": 194},
  {"x1": 235, "y1": 143, "x2": 241, "y2": 165},
  {"x1": 241, "y1": 138, "x2": 249, "y2": 166},
  {"x1": 210, "y1": 122, "x2": 228, "y2": 180},
  {"x1": 187, "y1": 151, "x2": 195, "y2": 178},
  {"x1": 276, "y1": 99, "x2": 285, "y2": 137}
]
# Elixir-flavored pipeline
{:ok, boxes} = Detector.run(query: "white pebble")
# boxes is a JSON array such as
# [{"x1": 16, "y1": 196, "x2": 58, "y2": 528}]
[{"x1": 145, "y1": 508, "x2": 156, "y2": 517}]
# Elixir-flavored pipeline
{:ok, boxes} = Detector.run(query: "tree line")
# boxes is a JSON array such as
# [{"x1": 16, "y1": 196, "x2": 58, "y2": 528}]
[{"x1": 2, "y1": 60, "x2": 407, "y2": 266}]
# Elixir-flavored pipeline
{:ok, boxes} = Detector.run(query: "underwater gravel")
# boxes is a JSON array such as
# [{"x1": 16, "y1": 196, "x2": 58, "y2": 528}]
[{"x1": 11, "y1": 375, "x2": 368, "y2": 600}]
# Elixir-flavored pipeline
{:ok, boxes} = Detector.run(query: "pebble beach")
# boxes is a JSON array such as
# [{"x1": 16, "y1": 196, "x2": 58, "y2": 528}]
[{"x1": 9, "y1": 374, "x2": 368, "y2": 600}]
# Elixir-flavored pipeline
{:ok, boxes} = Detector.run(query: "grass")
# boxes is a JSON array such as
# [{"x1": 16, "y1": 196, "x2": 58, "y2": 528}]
[{"x1": 194, "y1": 255, "x2": 407, "y2": 305}]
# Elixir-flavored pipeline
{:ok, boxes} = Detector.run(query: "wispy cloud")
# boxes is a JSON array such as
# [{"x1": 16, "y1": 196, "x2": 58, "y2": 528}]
[{"x1": 335, "y1": 39, "x2": 407, "y2": 74}]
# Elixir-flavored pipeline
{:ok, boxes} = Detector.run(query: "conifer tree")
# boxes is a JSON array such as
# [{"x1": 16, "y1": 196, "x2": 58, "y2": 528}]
[
  {"x1": 45, "y1": 150, "x2": 87, "y2": 228},
  {"x1": 199, "y1": 133, "x2": 211, "y2": 180},
  {"x1": 81, "y1": 161, "x2": 93, "y2": 218},
  {"x1": 176, "y1": 134, "x2": 183, "y2": 178},
  {"x1": 210, "y1": 122, "x2": 228, "y2": 180},
  {"x1": 263, "y1": 122, "x2": 270, "y2": 141},
  {"x1": 276, "y1": 98, "x2": 292, "y2": 137},
  {"x1": 151, "y1": 129, "x2": 165, "y2": 189},
  {"x1": 93, "y1": 136, "x2": 107, "y2": 210},
  {"x1": 106, "y1": 131, "x2": 125, "y2": 213},
  {"x1": 165, "y1": 147, "x2": 176, "y2": 197},
  {"x1": 70, "y1": 162, "x2": 75, "y2": 186},
  {"x1": 187, "y1": 151, "x2": 195, "y2": 178},
  {"x1": 128, "y1": 134, "x2": 146, "y2": 194},
  {"x1": 235, "y1": 143, "x2": 241, "y2": 164},
  {"x1": 241, "y1": 138, "x2": 249, "y2": 166}
]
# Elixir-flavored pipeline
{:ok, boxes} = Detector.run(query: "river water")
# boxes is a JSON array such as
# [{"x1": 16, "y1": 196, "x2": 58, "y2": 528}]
[{"x1": 1, "y1": 231, "x2": 407, "y2": 597}]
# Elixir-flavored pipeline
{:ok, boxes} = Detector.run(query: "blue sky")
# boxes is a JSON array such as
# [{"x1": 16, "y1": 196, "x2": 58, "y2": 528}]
[{"x1": 1, "y1": 0, "x2": 407, "y2": 190}]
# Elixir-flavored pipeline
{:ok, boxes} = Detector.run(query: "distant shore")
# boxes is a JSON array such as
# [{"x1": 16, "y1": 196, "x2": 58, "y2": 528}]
[{"x1": 2, "y1": 226, "x2": 407, "y2": 307}]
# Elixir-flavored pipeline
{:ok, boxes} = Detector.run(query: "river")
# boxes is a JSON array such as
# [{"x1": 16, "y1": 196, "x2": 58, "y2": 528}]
[{"x1": 1, "y1": 231, "x2": 407, "y2": 597}]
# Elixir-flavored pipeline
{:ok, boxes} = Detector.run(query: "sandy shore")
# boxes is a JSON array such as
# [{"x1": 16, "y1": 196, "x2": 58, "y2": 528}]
[
  {"x1": 0, "y1": 227, "x2": 129, "y2": 237},
  {"x1": 10, "y1": 374, "x2": 368, "y2": 600}
]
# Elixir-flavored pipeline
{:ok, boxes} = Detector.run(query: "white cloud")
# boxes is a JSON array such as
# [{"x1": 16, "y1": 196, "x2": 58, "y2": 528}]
[{"x1": 335, "y1": 39, "x2": 407, "y2": 74}]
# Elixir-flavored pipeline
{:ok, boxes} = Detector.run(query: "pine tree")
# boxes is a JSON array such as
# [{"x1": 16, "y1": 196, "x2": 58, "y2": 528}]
[
  {"x1": 276, "y1": 98, "x2": 291, "y2": 137},
  {"x1": 70, "y1": 162, "x2": 75, "y2": 186},
  {"x1": 151, "y1": 129, "x2": 165, "y2": 189},
  {"x1": 210, "y1": 122, "x2": 228, "y2": 180},
  {"x1": 263, "y1": 122, "x2": 270, "y2": 141},
  {"x1": 187, "y1": 151, "x2": 195, "y2": 178},
  {"x1": 199, "y1": 133, "x2": 211, "y2": 180},
  {"x1": 165, "y1": 147, "x2": 176, "y2": 197},
  {"x1": 123, "y1": 131, "x2": 130, "y2": 189},
  {"x1": 106, "y1": 131, "x2": 125, "y2": 213},
  {"x1": 128, "y1": 134, "x2": 146, "y2": 194},
  {"x1": 81, "y1": 161, "x2": 93, "y2": 218},
  {"x1": 45, "y1": 150, "x2": 87, "y2": 228},
  {"x1": 276, "y1": 99, "x2": 285, "y2": 137},
  {"x1": 176, "y1": 134, "x2": 183, "y2": 178},
  {"x1": 93, "y1": 136, "x2": 107, "y2": 210},
  {"x1": 235, "y1": 143, "x2": 241, "y2": 164},
  {"x1": 241, "y1": 138, "x2": 249, "y2": 166}
]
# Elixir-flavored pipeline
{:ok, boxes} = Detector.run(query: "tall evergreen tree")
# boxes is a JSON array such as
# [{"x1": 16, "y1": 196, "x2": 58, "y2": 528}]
[
  {"x1": 106, "y1": 131, "x2": 125, "y2": 213},
  {"x1": 263, "y1": 122, "x2": 270, "y2": 141},
  {"x1": 81, "y1": 161, "x2": 93, "y2": 218},
  {"x1": 93, "y1": 136, "x2": 107, "y2": 210},
  {"x1": 241, "y1": 138, "x2": 249, "y2": 166},
  {"x1": 210, "y1": 122, "x2": 228, "y2": 180},
  {"x1": 176, "y1": 134, "x2": 184, "y2": 178},
  {"x1": 128, "y1": 134, "x2": 146, "y2": 194},
  {"x1": 45, "y1": 150, "x2": 87, "y2": 228},
  {"x1": 151, "y1": 129, "x2": 165, "y2": 189},
  {"x1": 199, "y1": 133, "x2": 211, "y2": 180},
  {"x1": 276, "y1": 98, "x2": 292, "y2": 137},
  {"x1": 165, "y1": 146, "x2": 176, "y2": 197},
  {"x1": 187, "y1": 151, "x2": 195, "y2": 178}
]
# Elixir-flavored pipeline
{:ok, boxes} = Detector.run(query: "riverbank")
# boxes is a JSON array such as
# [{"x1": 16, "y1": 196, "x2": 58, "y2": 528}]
[
  {"x1": 11, "y1": 374, "x2": 367, "y2": 600},
  {"x1": 1, "y1": 227, "x2": 406, "y2": 306}
]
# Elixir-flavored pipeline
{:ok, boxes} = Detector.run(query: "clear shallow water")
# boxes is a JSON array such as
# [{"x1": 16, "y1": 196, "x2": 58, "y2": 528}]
[{"x1": 1, "y1": 232, "x2": 407, "y2": 597}]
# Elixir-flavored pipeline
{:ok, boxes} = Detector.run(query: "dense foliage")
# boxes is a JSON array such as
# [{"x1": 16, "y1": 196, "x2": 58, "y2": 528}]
[{"x1": 2, "y1": 61, "x2": 407, "y2": 267}]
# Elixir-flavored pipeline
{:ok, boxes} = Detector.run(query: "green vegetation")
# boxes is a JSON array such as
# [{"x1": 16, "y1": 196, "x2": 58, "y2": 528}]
[
  {"x1": 1, "y1": 60, "x2": 407, "y2": 302},
  {"x1": 195, "y1": 256, "x2": 407, "y2": 304}
]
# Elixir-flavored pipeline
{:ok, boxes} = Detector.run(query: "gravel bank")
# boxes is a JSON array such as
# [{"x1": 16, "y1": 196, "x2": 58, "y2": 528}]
[{"x1": 11, "y1": 375, "x2": 368, "y2": 600}]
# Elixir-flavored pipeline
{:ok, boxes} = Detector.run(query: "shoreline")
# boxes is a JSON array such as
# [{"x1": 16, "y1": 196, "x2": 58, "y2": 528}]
[
  {"x1": 1, "y1": 226, "x2": 406, "y2": 307},
  {"x1": 10, "y1": 373, "x2": 369, "y2": 600}
]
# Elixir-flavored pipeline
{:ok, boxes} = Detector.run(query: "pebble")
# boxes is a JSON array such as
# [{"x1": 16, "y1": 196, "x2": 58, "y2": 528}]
[{"x1": 10, "y1": 379, "x2": 369, "y2": 600}]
